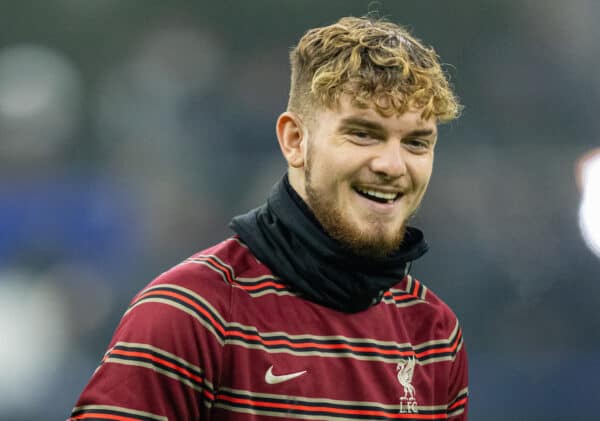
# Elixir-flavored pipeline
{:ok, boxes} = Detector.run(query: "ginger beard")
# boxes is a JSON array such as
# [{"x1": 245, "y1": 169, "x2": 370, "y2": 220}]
[{"x1": 303, "y1": 144, "x2": 408, "y2": 258}]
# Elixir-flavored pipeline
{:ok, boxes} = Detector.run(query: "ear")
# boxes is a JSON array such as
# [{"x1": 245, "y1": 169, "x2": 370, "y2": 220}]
[{"x1": 276, "y1": 111, "x2": 306, "y2": 168}]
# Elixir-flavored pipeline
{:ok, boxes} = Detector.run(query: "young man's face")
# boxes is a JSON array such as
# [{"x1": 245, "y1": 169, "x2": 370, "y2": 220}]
[{"x1": 294, "y1": 94, "x2": 437, "y2": 257}]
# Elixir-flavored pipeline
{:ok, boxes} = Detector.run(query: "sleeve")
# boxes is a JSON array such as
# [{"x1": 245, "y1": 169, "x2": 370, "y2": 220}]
[
  {"x1": 446, "y1": 322, "x2": 469, "y2": 420},
  {"x1": 68, "y1": 271, "x2": 230, "y2": 421}
]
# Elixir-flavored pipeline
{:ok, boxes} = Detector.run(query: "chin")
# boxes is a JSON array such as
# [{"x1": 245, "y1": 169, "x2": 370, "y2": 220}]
[{"x1": 336, "y1": 220, "x2": 407, "y2": 258}]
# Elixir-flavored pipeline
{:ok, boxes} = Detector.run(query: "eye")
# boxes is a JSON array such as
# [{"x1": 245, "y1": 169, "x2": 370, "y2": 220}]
[
  {"x1": 346, "y1": 129, "x2": 379, "y2": 145},
  {"x1": 351, "y1": 130, "x2": 370, "y2": 139},
  {"x1": 404, "y1": 138, "x2": 430, "y2": 152}
]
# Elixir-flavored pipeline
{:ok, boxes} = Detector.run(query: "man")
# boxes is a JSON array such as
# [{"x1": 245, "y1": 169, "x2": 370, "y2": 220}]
[{"x1": 70, "y1": 16, "x2": 468, "y2": 421}]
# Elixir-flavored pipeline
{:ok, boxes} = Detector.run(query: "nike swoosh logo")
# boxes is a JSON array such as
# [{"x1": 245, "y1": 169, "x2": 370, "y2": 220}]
[{"x1": 265, "y1": 365, "x2": 307, "y2": 384}]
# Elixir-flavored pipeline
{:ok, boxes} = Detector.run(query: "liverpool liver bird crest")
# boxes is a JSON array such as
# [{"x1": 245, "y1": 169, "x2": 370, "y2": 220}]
[{"x1": 396, "y1": 357, "x2": 416, "y2": 400}]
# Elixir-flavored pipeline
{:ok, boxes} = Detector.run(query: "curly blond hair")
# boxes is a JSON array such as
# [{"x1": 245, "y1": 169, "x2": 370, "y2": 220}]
[{"x1": 288, "y1": 16, "x2": 461, "y2": 122}]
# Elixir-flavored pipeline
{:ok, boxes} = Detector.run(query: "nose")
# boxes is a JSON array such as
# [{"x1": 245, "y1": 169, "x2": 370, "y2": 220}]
[{"x1": 369, "y1": 142, "x2": 407, "y2": 179}]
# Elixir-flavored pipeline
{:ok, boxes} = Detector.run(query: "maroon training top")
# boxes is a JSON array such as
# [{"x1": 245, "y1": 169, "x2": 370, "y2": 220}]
[{"x1": 69, "y1": 236, "x2": 468, "y2": 420}]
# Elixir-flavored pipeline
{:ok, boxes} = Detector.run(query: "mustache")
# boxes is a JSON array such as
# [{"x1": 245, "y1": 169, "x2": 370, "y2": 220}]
[{"x1": 354, "y1": 175, "x2": 405, "y2": 189}]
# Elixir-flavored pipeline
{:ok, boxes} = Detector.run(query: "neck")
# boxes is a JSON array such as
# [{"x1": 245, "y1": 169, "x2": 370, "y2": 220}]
[
  {"x1": 229, "y1": 175, "x2": 429, "y2": 312},
  {"x1": 287, "y1": 167, "x2": 308, "y2": 202}
]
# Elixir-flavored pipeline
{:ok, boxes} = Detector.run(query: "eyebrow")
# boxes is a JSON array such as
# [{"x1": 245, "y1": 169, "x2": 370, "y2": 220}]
[
  {"x1": 339, "y1": 117, "x2": 386, "y2": 133},
  {"x1": 338, "y1": 117, "x2": 436, "y2": 138},
  {"x1": 407, "y1": 129, "x2": 436, "y2": 138}
]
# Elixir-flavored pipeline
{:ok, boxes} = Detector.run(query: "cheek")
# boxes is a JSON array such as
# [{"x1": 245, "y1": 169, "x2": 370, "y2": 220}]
[
  {"x1": 311, "y1": 154, "x2": 347, "y2": 184},
  {"x1": 419, "y1": 169, "x2": 433, "y2": 189},
  {"x1": 415, "y1": 159, "x2": 434, "y2": 185},
  {"x1": 409, "y1": 164, "x2": 433, "y2": 200}
]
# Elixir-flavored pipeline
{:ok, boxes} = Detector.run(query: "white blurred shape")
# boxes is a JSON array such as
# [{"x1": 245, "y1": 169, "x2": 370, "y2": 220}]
[
  {"x1": 0, "y1": 270, "x2": 68, "y2": 410},
  {"x1": 0, "y1": 44, "x2": 82, "y2": 162},
  {"x1": 1, "y1": 79, "x2": 52, "y2": 117},
  {"x1": 578, "y1": 150, "x2": 600, "y2": 257}
]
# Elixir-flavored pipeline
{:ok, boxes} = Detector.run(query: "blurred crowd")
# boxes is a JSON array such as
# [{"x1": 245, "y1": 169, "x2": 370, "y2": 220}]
[{"x1": 0, "y1": 1, "x2": 598, "y2": 420}]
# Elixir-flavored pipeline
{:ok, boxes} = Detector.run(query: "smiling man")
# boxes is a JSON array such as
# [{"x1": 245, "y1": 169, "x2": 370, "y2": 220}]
[
  {"x1": 283, "y1": 96, "x2": 437, "y2": 258},
  {"x1": 70, "y1": 16, "x2": 468, "y2": 421}
]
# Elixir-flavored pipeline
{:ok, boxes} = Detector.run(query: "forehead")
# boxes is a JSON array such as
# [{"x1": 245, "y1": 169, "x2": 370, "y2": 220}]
[{"x1": 319, "y1": 94, "x2": 437, "y2": 135}]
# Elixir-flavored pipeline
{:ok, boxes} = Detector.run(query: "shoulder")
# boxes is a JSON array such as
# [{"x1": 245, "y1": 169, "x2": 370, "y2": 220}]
[
  {"x1": 71, "y1": 239, "x2": 262, "y2": 418},
  {"x1": 143, "y1": 236, "x2": 265, "y2": 294},
  {"x1": 386, "y1": 275, "x2": 464, "y2": 353},
  {"x1": 108, "y1": 236, "x2": 267, "y2": 354},
  {"x1": 128, "y1": 236, "x2": 270, "y2": 317},
  {"x1": 415, "y1": 277, "x2": 466, "y2": 359},
  {"x1": 418, "y1": 278, "x2": 460, "y2": 324},
  {"x1": 387, "y1": 275, "x2": 459, "y2": 322}
]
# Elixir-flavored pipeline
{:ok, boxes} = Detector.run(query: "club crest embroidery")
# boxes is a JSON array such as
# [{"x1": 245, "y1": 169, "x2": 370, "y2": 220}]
[{"x1": 396, "y1": 357, "x2": 418, "y2": 413}]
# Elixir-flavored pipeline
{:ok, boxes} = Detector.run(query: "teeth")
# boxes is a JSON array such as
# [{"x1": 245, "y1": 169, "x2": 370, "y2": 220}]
[{"x1": 356, "y1": 188, "x2": 398, "y2": 201}]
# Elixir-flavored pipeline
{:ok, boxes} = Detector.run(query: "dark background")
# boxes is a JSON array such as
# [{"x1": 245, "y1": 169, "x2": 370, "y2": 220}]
[{"x1": 0, "y1": 1, "x2": 598, "y2": 420}]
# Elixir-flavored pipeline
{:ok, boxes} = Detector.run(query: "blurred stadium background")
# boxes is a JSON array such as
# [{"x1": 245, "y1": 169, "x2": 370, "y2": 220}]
[{"x1": 0, "y1": 1, "x2": 599, "y2": 420}]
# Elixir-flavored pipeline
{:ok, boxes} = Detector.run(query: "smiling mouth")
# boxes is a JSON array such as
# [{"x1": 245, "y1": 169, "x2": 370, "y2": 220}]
[{"x1": 353, "y1": 187, "x2": 401, "y2": 204}]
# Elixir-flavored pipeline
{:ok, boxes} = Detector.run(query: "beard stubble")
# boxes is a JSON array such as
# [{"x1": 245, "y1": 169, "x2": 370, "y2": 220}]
[{"x1": 303, "y1": 147, "x2": 406, "y2": 258}]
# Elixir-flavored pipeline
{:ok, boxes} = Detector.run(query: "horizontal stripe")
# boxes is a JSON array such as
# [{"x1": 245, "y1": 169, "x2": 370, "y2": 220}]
[
  {"x1": 446, "y1": 406, "x2": 466, "y2": 418},
  {"x1": 446, "y1": 387, "x2": 468, "y2": 418},
  {"x1": 180, "y1": 257, "x2": 232, "y2": 285},
  {"x1": 132, "y1": 284, "x2": 459, "y2": 352},
  {"x1": 185, "y1": 255, "x2": 236, "y2": 284},
  {"x1": 215, "y1": 398, "x2": 447, "y2": 420},
  {"x1": 213, "y1": 404, "x2": 446, "y2": 421},
  {"x1": 70, "y1": 405, "x2": 167, "y2": 421},
  {"x1": 232, "y1": 275, "x2": 294, "y2": 297},
  {"x1": 218, "y1": 386, "x2": 451, "y2": 411},
  {"x1": 110, "y1": 349, "x2": 203, "y2": 384},
  {"x1": 420, "y1": 336, "x2": 464, "y2": 365},
  {"x1": 184, "y1": 254, "x2": 296, "y2": 297},
  {"x1": 236, "y1": 274, "x2": 283, "y2": 282},
  {"x1": 381, "y1": 277, "x2": 426, "y2": 308},
  {"x1": 182, "y1": 248, "x2": 426, "y2": 305},
  {"x1": 447, "y1": 387, "x2": 468, "y2": 411},
  {"x1": 127, "y1": 284, "x2": 463, "y2": 364},
  {"x1": 70, "y1": 414, "x2": 139, "y2": 421},
  {"x1": 234, "y1": 287, "x2": 296, "y2": 298},
  {"x1": 101, "y1": 342, "x2": 214, "y2": 401},
  {"x1": 213, "y1": 387, "x2": 458, "y2": 420},
  {"x1": 234, "y1": 279, "x2": 288, "y2": 291},
  {"x1": 112, "y1": 341, "x2": 205, "y2": 378},
  {"x1": 448, "y1": 397, "x2": 467, "y2": 411}
]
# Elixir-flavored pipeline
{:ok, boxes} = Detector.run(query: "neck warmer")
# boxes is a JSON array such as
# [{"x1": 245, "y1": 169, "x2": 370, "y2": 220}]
[{"x1": 229, "y1": 175, "x2": 429, "y2": 313}]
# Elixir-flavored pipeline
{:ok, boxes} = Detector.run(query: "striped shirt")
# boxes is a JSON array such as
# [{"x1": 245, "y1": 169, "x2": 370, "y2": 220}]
[{"x1": 70, "y1": 236, "x2": 468, "y2": 420}]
